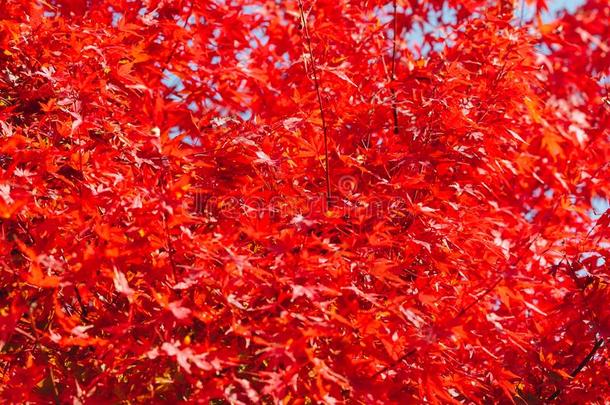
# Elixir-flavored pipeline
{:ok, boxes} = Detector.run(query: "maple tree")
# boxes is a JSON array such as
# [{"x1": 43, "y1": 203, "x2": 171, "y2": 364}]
[{"x1": 1, "y1": 0, "x2": 610, "y2": 403}]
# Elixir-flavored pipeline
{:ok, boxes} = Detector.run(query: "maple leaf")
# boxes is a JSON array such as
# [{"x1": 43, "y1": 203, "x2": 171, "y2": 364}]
[
  {"x1": 113, "y1": 268, "x2": 134, "y2": 297},
  {"x1": 1, "y1": 0, "x2": 609, "y2": 403}
]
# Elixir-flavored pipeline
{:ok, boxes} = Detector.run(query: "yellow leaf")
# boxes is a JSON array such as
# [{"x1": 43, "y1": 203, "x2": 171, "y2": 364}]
[
  {"x1": 541, "y1": 130, "x2": 564, "y2": 159},
  {"x1": 524, "y1": 96, "x2": 541, "y2": 123}
]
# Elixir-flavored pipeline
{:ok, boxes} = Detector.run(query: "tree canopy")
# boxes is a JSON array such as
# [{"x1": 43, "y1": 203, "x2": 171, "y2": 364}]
[{"x1": 1, "y1": 0, "x2": 609, "y2": 403}]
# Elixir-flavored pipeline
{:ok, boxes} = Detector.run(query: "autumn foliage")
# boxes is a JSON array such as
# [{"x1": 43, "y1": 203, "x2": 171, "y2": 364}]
[{"x1": 1, "y1": 0, "x2": 610, "y2": 403}]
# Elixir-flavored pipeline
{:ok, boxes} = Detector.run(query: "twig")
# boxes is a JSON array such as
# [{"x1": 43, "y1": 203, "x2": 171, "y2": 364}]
[
  {"x1": 297, "y1": 0, "x2": 332, "y2": 206},
  {"x1": 390, "y1": 0, "x2": 399, "y2": 134},
  {"x1": 164, "y1": 0, "x2": 195, "y2": 66},
  {"x1": 370, "y1": 274, "x2": 506, "y2": 381},
  {"x1": 456, "y1": 277, "x2": 503, "y2": 319},
  {"x1": 370, "y1": 348, "x2": 416, "y2": 379},
  {"x1": 547, "y1": 338, "x2": 604, "y2": 401}
]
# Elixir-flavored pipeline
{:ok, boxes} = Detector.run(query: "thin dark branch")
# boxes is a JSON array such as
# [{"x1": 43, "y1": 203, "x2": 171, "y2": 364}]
[
  {"x1": 164, "y1": 0, "x2": 195, "y2": 66},
  {"x1": 570, "y1": 339, "x2": 604, "y2": 378},
  {"x1": 390, "y1": 0, "x2": 399, "y2": 134},
  {"x1": 370, "y1": 348, "x2": 416, "y2": 379},
  {"x1": 370, "y1": 277, "x2": 503, "y2": 381},
  {"x1": 547, "y1": 338, "x2": 604, "y2": 401},
  {"x1": 456, "y1": 277, "x2": 503, "y2": 319},
  {"x1": 297, "y1": 0, "x2": 332, "y2": 205}
]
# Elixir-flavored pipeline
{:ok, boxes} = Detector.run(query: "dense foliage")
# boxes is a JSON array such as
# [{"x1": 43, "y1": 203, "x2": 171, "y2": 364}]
[{"x1": 1, "y1": 0, "x2": 609, "y2": 403}]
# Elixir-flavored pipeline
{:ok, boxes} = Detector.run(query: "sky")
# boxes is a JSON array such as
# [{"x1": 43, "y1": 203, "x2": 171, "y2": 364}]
[
  {"x1": 549, "y1": 0, "x2": 586, "y2": 14},
  {"x1": 538, "y1": 0, "x2": 586, "y2": 21}
]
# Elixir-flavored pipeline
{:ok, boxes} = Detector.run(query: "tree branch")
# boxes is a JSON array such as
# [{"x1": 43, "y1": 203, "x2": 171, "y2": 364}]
[
  {"x1": 297, "y1": 0, "x2": 332, "y2": 206},
  {"x1": 547, "y1": 338, "x2": 605, "y2": 401},
  {"x1": 390, "y1": 0, "x2": 399, "y2": 134}
]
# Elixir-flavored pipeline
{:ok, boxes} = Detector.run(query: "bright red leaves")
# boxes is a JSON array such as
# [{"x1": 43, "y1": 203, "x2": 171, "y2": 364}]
[{"x1": 1, "y1": 0, "x2": 609, "y2": 403}]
